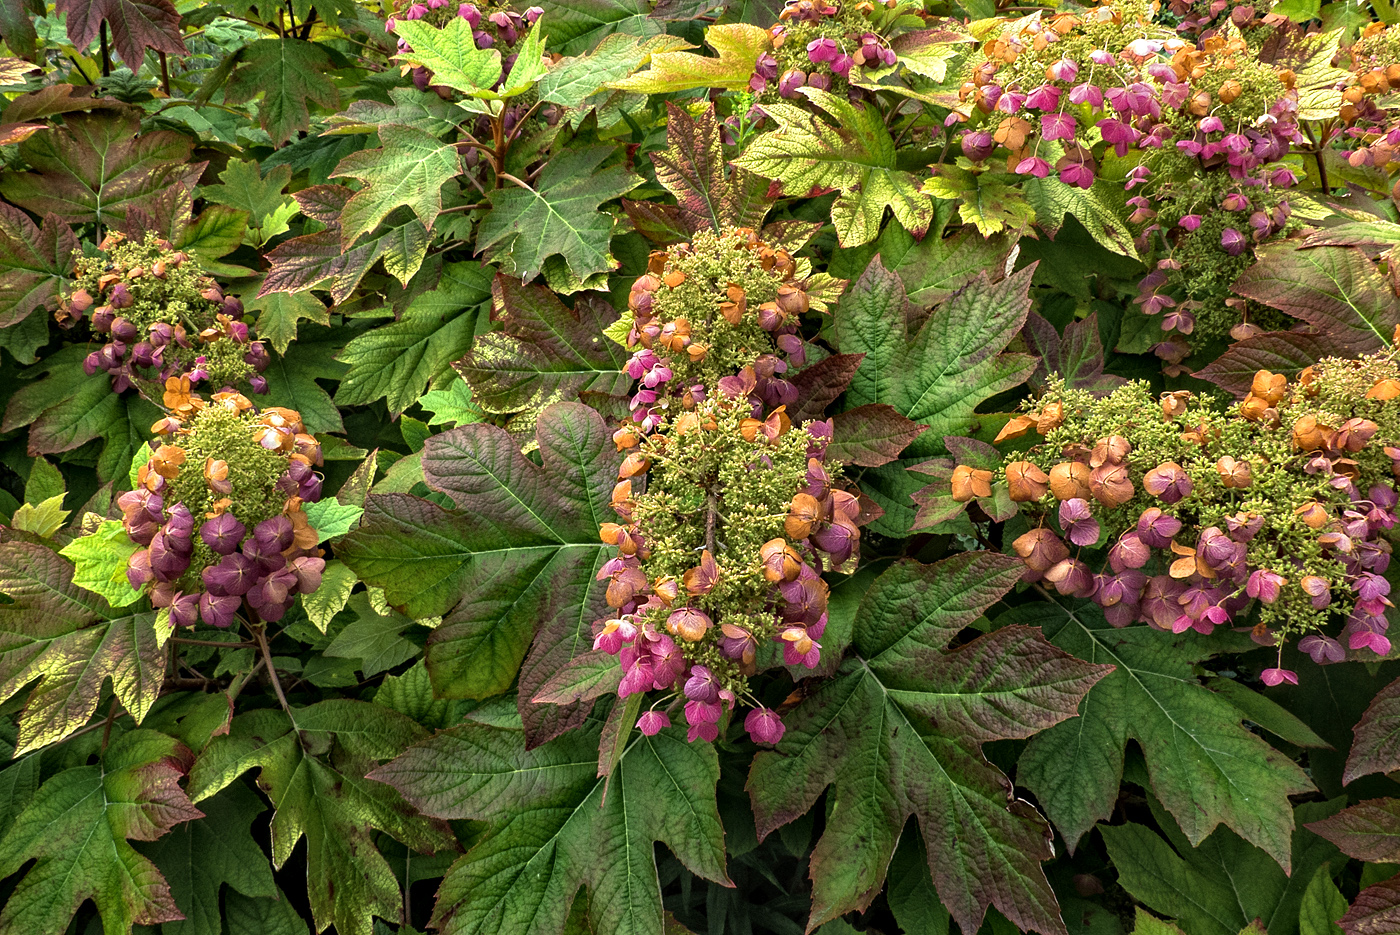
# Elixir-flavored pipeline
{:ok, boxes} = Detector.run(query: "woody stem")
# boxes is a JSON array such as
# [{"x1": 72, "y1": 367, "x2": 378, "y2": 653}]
[
  {"x1": 251, "y1": 622, "x2": 292, "y2": 716},
  {"x1": 705, "y1": 490, "x2": 718, "y2": 556}
]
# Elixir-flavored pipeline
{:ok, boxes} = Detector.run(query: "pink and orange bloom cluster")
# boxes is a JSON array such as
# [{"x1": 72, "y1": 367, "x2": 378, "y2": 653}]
[
  {"x1": 953, "y1": 359, "x2": 1400, "y2": 685},
  {"x1": 591, "y1": 230, "x2": 870, "y2": 745},
  {"x1": 121, "y1": 392, "x2": 326, "y2": 629},
  {"x1": 63, "y1": 232, "x2": 270, "y2": 397}
]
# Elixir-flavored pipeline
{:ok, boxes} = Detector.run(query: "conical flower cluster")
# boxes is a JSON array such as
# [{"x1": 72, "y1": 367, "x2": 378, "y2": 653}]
[
  {"x1": 120, "y1": 392, "x2": 326, "y2": 628},
  {"x1": 948, "y1": 0, "x2": 1400, "y2": 344},
  {"x1": 597, "y1": 229, "x2": 866, "y2": 745},
  {"x1": 61, "y1": 232, "x2": 269, "y2": 396},
  {"x1": 958, "y1": 354, "x2": 1400, "y2": 683},
  {"x1": 620, "y1": 227, "x2": 813, "y2": 436}
]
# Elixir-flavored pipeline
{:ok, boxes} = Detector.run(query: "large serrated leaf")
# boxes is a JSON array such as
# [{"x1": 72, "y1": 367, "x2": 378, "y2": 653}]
[
  {"x1": 1024, "y1": 176, "x2": 1139, "y2": 260},
  {"x1": 748, "y1": 554, "x2": 1111, "y2": 935},
  {"x1": 733, "y1": 88, "x2": 931, "y2": 248},
  {"x1": 338, "y1": 403, "x2": 619, "y2": 746},
  {"x1": 539, "y1": 33, "x2": 693, "y2": 107},
  {"x1": 59, "y1": 518, "x2": 142, "y2": 608},
  {"x1": 1193, "y1": 330, "x2": 1337, "y2": 397},
  {"x1": 1104, "y1": 797, "x2": 1342, "y2": 935},
  {"x1": 0, "y1": 730, "x2": 203, "y2": 935},
  {"x1": 393, "y1": 17, "x2": 502, "y2": 93},
  {"x1": 0, "y1": 203, "x2": 74, "y2": 329},
  {"x1": 333, "y1": 262, "x2": 493, "y2": 417},
  {"x1": 476, "y1": 144, "x2": 641, "y2": 283},
  {"x1": 1008, "y1": 599, "x2": 1315, "y2": 871},
  {"x1": 141, "y1": 782, "x2": 278, "y2": 935},
  {"x1": 832, "y1": 257, "x2": 1035, "y2": 533},
  {"x1": 187, "y1": 701, "x2": 456, "y2": 935},
  {"x1": 0, "y1": 541, "x2": 166, "y2": 754},
  {"x1": 541, "y1": 0, "x2": 661, "y2": 54},
  {"x1": 456, "y1": 275, "x2": 630, "y2": 439},
  {"x1": 651, "y1": 102, "x2": 769, "y2": 234},
  {"x1": 2, "y1": 346, "x2": 163, "y2": 481},
  {"x1": 1231, "y1": 243, "x2": 1400, "y2": 356},
  {"x1": 369, "y1": 716, "x2": 729, "y2": 935},
  {"x1": 606, "y1": 22, "x2": 766, "y2": 92},
  {"x1": 54, "y1": 0, "x2": 186, "y2": 67},
  {"x1": 1023, "y1": 311, "x2": 1127, "y2": 396},
  {"x1": 0, "y1": 111, "x2": 198, "y2": 226},
  {"x1": 224, "y1": 38, "x2": 341, "y2": 146},
  {"x1": 331, "y1": 123, "x2": 461, "y2": 248},
  {"x1": 1341, "y1": 675, "x2": 1400, "y2": 785}
]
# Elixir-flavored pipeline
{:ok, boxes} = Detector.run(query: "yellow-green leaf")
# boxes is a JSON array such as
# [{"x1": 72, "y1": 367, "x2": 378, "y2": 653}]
[
  {"x1": 59, "y1": 519, "x2": 142, "y2": 608},
  {"x1": 606, "y1": 23, "x2": 769, "y2": 93},
  {"x1": 11, "y1": 494, "x2": 69, "y2": 538}
]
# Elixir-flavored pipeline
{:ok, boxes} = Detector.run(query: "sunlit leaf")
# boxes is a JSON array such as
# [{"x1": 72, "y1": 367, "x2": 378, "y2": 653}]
[
  {"x1": 59, "y1": 518, "x2": 141, "y2": 607},
  {"x1": 733, "y1": 88, "x2": 931, "y2": 247},
  {"x1": 0, "y1": 730, "x2": 203, "y2": 935},
  {"x1": 331, "y1": 124, "x2": 460, "y2": 248},
  {"x1": 607, "y1": 23, "x2": 768, "y2": 92},
  {"x1": 0, "y1": 541, "x2": 165, "y2": 754},
  {"x1": 393, "y1": 17, "x2": 502, "y2": 94},
  {"x1": 188, "y1": 701, "x2": 456, "y2": 935},
  {"x1": 539, "y1": 33, "x2": 693, "y2": 107},
  {"x1": 369, "y1": 715, "x2": 729, "y2": 935}
]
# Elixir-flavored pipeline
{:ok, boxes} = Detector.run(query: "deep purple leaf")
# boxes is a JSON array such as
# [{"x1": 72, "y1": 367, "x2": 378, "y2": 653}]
[
  {"x1": 1231, "y1": 242, "x2": 1399, "y2": 355},
  {"x1": 1338, "y1": 877, "x2": 1400, "y2": 935},
  {"x1": 827, "y1": 403, "x2": 928, "y2": 467},
  {"x1": 1193, "y1": 330, "x2": 1337, "y2": 397},
  {"x1": 1306, "y1": 798, "x2": 1400, "y2": 862},
  {"x1": 1344, "y1": 675, "x2": 1400, "y2": 785},
  {"x1": 56, "y1": 0, "x2": 186, "y2": 68},
  {"x1": 788, "y1": 352, "x2": 865, "y2": 423}
]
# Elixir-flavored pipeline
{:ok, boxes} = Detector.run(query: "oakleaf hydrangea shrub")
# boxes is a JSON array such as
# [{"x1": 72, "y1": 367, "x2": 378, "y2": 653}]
[
  {"x1": 954, "y1": 353, "x2": 1400, "y2": 684},
  {"x1": 61, "y1": 232, "x2": 270, "y2": 397},
  {"x1": 596, "y1": 228, "x2": 866, "y2": 744},
  {"x1": 120, "y1": 393, "x2": 326, "y2": 628}
]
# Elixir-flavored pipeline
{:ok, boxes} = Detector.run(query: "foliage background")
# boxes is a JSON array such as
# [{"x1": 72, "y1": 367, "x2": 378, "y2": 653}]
[{"x1": 0, "y1": 0, "x2": 1399, "y2": 932}]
